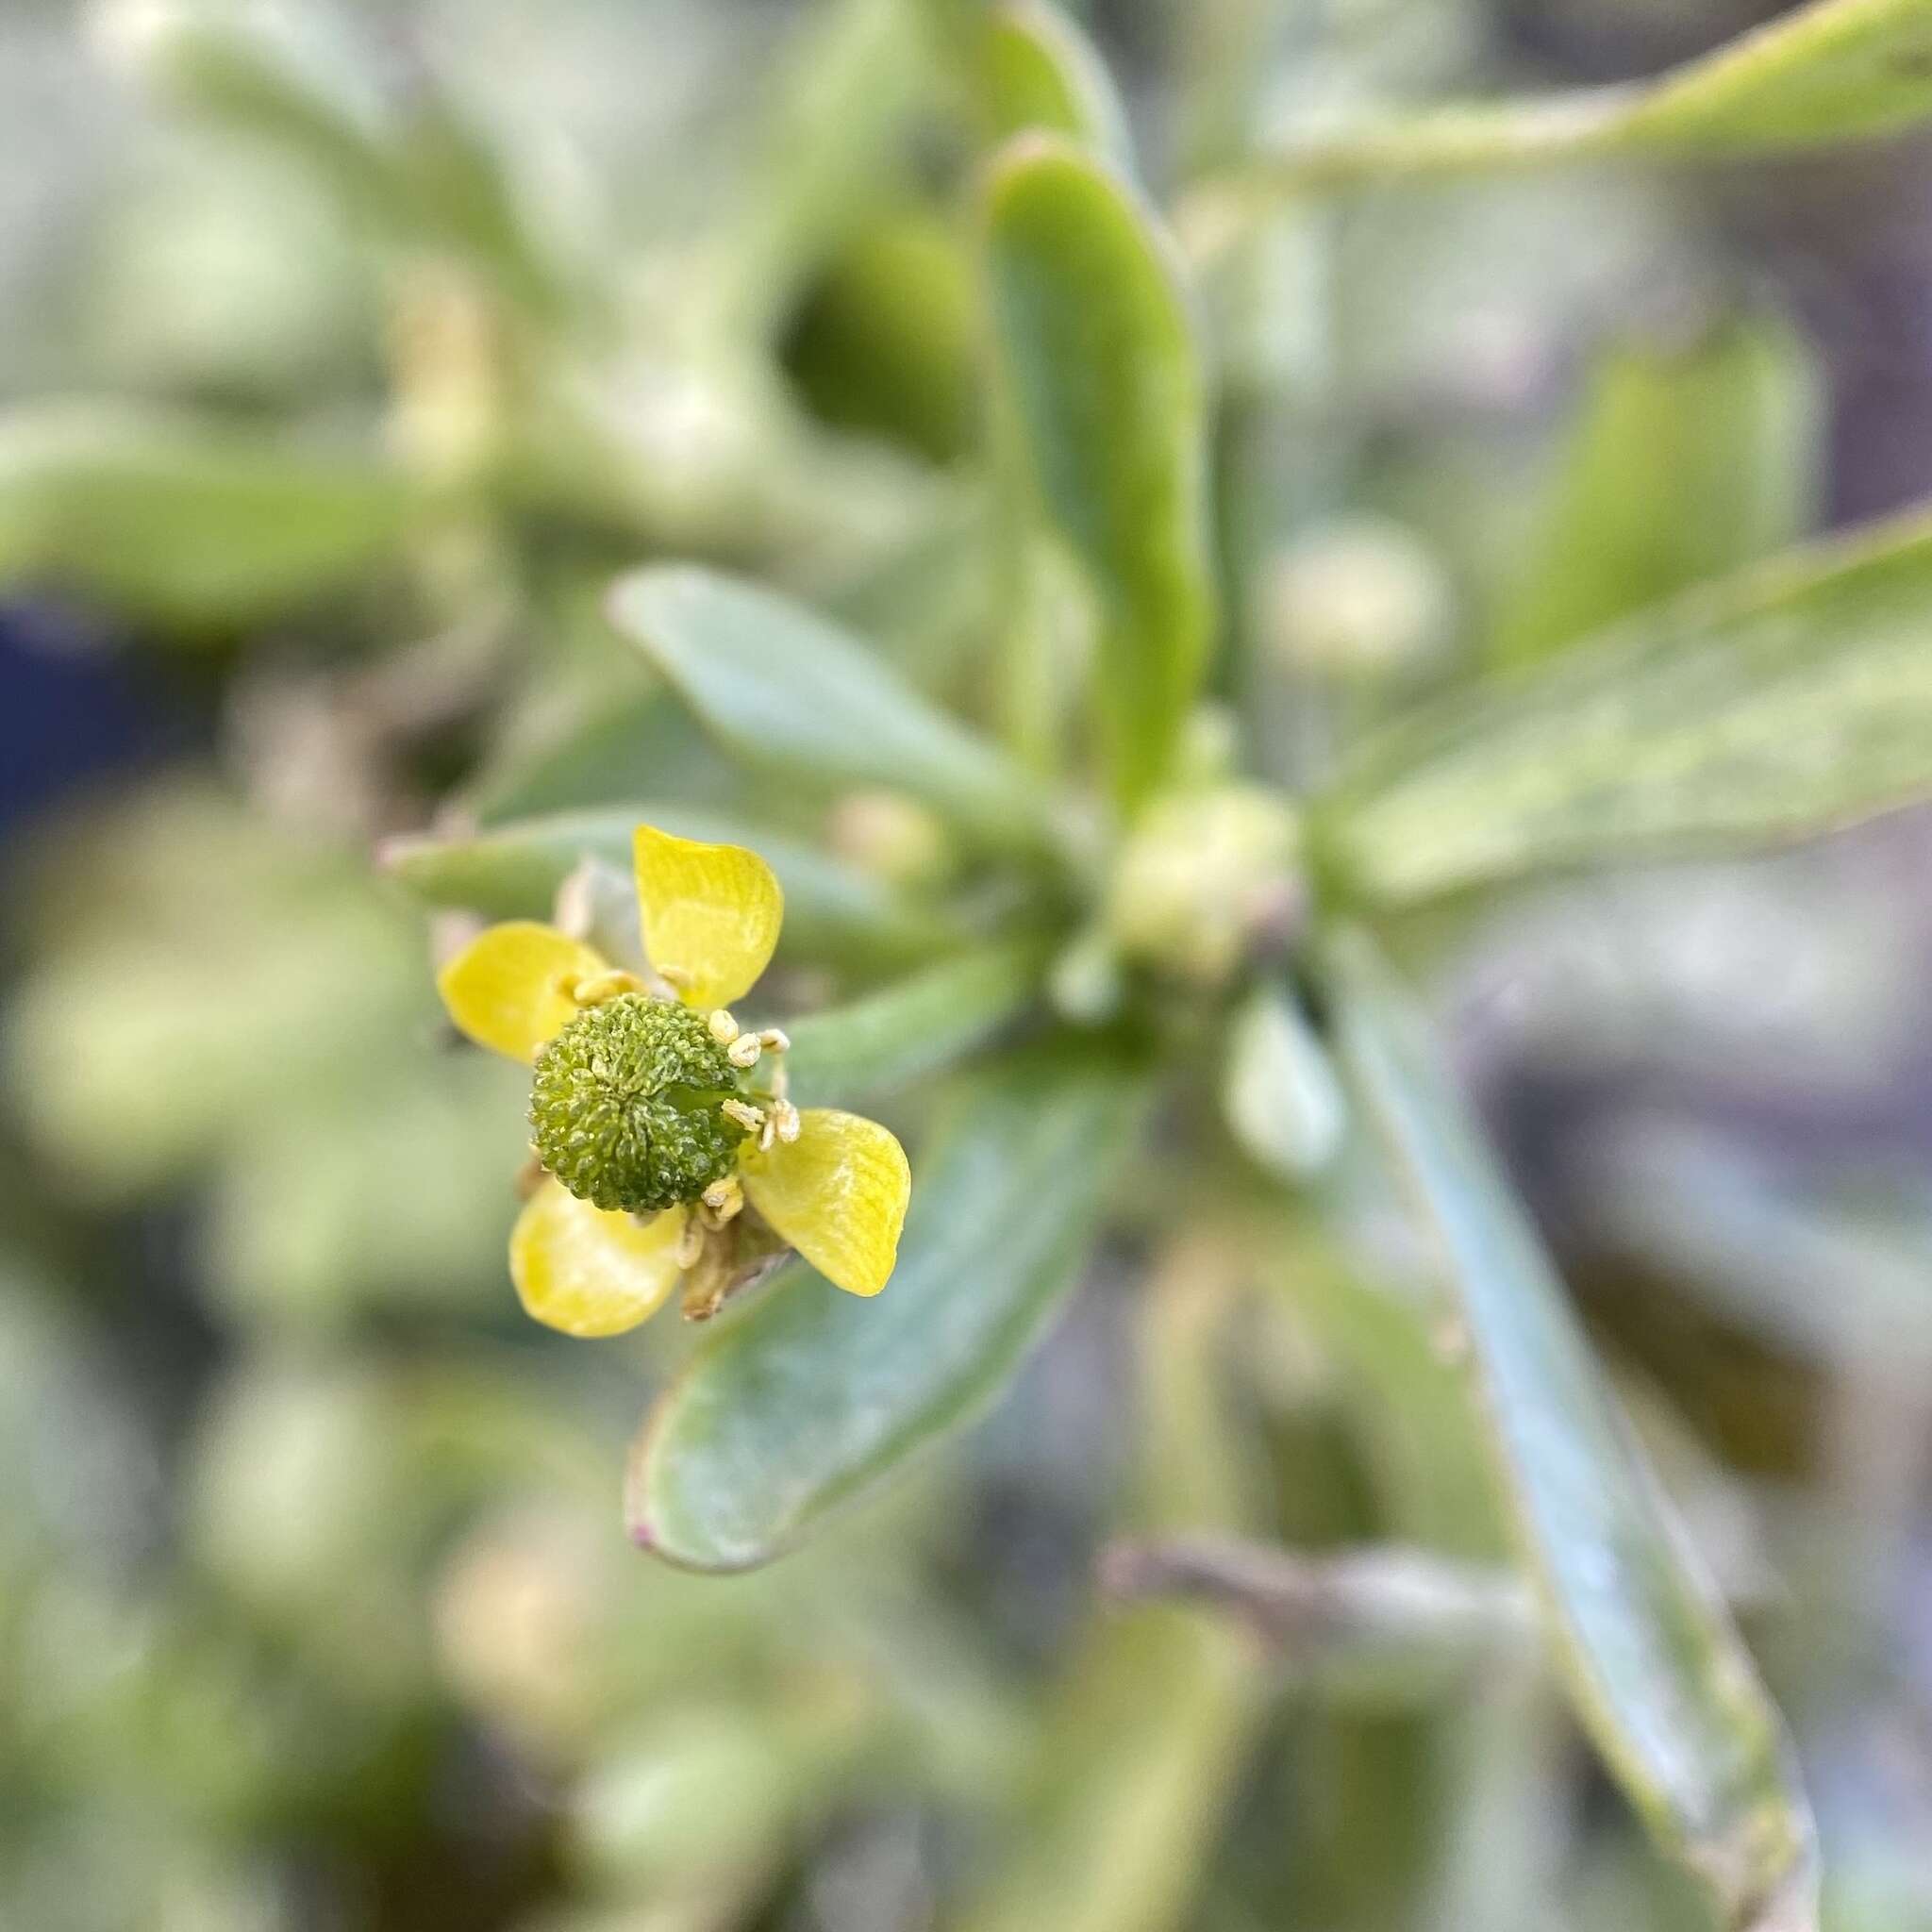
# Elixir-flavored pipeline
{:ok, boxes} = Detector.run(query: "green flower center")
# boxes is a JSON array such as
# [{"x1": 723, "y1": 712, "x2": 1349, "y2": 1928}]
[{"x1": 528, "y1": 993, "x2": 747, "y2": 1214}]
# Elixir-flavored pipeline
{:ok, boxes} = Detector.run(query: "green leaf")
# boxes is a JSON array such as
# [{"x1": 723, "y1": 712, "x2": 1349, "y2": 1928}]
[
  {"x1": 777, "y1": 941, "x2": 1048, "y2": 1106},
  {"x1": 627, "y1": 1041, "x2": 1151, "y2": 1570},
  {"x1": 605, "y1": 567, "x2": 1055, "y2": 851},
  {"x1": 976, "y1": 4, "x2": 1134, "y2": 168},
  {"x1": 1222, "y1": 982, "x2": 1346, "y2": 1181},
  {"x1": 1322, "y1": 507, "x2": 1932, "y2": 904},
  {"x1": 1323, "y1": 928, "x2": 1815, "y2": 1932},
  {"x1": 984, "y1": 137, "x2": 1216, "y2": 813},
  {"x1": 1208, "y1": 0, "x2": 1932, "y2": 205},
  {"x1": 129, "y1": 5, "x2": 562, "y2": 311},
  {"x1": 378, "y1": 808, "x2": 955, "y2": 970},
  {"x1": 953, "y1": 1241, "x2": 1262, "y2": 1932},
  {"x1": 1491, "y1": 316, "x2": 1821, "y2": 670},
  {"x1": 0, "y1": 406, "x2": 415, "y2": 628}
]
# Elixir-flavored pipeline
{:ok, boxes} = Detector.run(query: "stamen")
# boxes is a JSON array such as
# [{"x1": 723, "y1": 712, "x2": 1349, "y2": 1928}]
[
  {"x1": 708, "y1": 1008, "x2": 740, "y2": 1046},
  {"x1": 571, "y1": 969, "x2": 644, "y2": 1006},
  {"x1": 727, "y1": 1033, "x2": 762, "y2": 1069},
  {"x1": 701, "y1": 1174, "x2": 744, "y2": 1225},
  {"x1": 675, "y1": 1217, "x2": 706, "y2": 1270},
  {"x1": 772, "y1": 1098, "x2": 802, "y2": 1144},
  {"x1": 721, "y1": 1098, "x2": 765, "y2": 1134},
  {"x1": 758, "y1": 1027, "x2": 791, "y2": 1053}
]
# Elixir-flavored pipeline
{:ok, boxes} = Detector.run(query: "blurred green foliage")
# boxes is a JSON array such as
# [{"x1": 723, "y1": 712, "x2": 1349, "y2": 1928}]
[{"x1": 8, "y1": 2, "x2": 1932, "y2": 1929}]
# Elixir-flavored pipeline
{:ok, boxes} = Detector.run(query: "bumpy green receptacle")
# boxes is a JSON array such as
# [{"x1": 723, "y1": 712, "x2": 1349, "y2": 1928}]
[{"x1": 528, "y1": 994, "x2": 747, "y2": 1213}]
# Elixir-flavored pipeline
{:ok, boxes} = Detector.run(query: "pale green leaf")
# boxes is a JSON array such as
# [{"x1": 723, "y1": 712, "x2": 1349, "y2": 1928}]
[
  {"x1": 955, "y1": 1264, "x2": 1262, "y2": 1932},
  {"x1": 626, "y1": 1041, "x2": 1151, "y2": 1570},
  {"x1": 1223, "y1": 981, "x2": 1346, "y2": 1180},
  {"x1": 1324, "y1": 928, "x2": 1815, "y2": 1932},
  {"x1": 977, "y1": 4, "x2": 1134, "y2": 168},
  {"x1": 379, "y1": 808, "x2": 955, "y2": 969},
  {"x1": 1323, "y1": 508, "x2": 1932, "y2": 904},
  {"x1": 129, "y1": 4, "x2": 562, "y2": 310},
  {"x1": 0, "y1": 405, "x2": 415, "y2": 628},
  {"x1": 777, "y1": 941, "x2": 1048, "y2": 1106},
  {"x1": 985, "y1": 137, "x2": 1216, "y2": 813},
  {"x1": 1207, "y1": 0, "x2": 1932, "y2": 208},
  {"x1": 1492, "y1": 316, "x2": 1822, "y2": 670},
  {"x1": 605, "y1": 567, "x2": 1054, "y2": 850}
]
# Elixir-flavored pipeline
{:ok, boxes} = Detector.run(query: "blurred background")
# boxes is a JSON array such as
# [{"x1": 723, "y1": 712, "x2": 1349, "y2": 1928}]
[{"x1": 7, "y1": 0, "x2": 1932, "y2": 1926}]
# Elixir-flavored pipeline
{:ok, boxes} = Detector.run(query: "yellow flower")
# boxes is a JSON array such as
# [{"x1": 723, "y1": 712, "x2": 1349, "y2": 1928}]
[{"x1": 436, "y1": 824, "x2": 910, "y2": 1336}]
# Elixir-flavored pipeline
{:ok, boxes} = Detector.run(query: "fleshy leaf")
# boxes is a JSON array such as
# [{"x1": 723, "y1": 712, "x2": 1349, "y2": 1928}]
[
  {"x1": 632, "y1": 824, "x2": 784, "y2": 1009},
  {"x1": 741, "y1": 1109, "x2": 910, "y2": 1299},
  {"x1": 984, "y1": 137, "x2": 1215, "y2": 813},
  {"x1": 977, "y1": 4, "x2": 1134, "y2": 167},
  {"x1": 509, "y1": 1181, "x2": 686, "y2": 1338},
  {"x1": 0, "y1": 403, "x2": 415, "y2": 629},
  {"x1": 380, "y1": 808, "x2": 953, "y2": 969},
  {"x1": 1211, "y1": 0, "x2": 1932, "y2": 206},
  {"x1": 777, "y1": 941, "x2": 1046, "y2": 1107},
  {"x1": 1322, "y1": 506, "x2": 1932, "y2": 904},
  {"x1": 628, "y1": 1042, "x2": 1150, "y2": 1570},
  {"x1": 1323, "y1": 928, "x2": 1816, "y2": 1931},
  {"x1": 607, "y1": 568, "x2": 1053, "y2": 851},
  {"x1": 1491, "y1": 317, "x2": 1820, "y2": 671},
  {"x1": 436, "y1": 921, "x2": 606, "y2": 1062}
]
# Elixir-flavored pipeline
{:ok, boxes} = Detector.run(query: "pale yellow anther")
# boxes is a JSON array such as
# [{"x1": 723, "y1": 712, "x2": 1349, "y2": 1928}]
[
  {"x1": 571, "y1": 969, "x2": 645, "y2": 1007},
  {"x1": 721, "y1": 1098, "x2": 765, "y2": 1134},
  {"x1": 758, "y1": 1026, "x2": 791, "y2": 1053},
  {"x1": 759, "y1": 1116, "x2": 777, "y2": 1153},
  {"x1": 708, "y1": 1008, "x2": 741, "y2": 1046},
  {"x1": 700, "y1": 1174, "x2": 745, "y2": 1228},
  {"x1": 675, "y1": 1217, "x2": 707, "y2": 1270},
  {"x1": 773, "y1": 1099, "x2": 802, "y2": 1144},
  {"x1": 727, "y1": 1033, "x2": 763, "y2": 1070}
]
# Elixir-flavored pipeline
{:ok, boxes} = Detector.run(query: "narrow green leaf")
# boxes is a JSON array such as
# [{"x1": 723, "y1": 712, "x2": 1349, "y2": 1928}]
[
  {"x1": 605, "y1": 567, "x2": 1054, "y2": 851},
  {"x1": 777, "y1": 941, "x2": 1048, "y2": 1106},
  {"x1": 977, "y1": 4, "x2": 1134, "y2": 168},
  {"x1": 1492, "y1": 317, "x2": 1821, "y2": 670},
  {"x1": 378, "y1": 808, "x2": 954, "y2": 969},
  {"x1": 955, "y1": 1256, "x2": 1263, "y2": 1932},
  {"x1": 1323, "y1": 507, "x2": 1932, "y2": 904},
  {"x1": 0, "y1": 406, "x2": 415, "y2": 628},
  {"x1": 1207, "y1": 0, "x2": 1932, "y2": 208},
  {"x1": 128, "y1": 5, "x2": 563, "y2": 311},
  {"x1": 985, "y1": 137, "x2": 1216, "y2": 813},
  {"x1": 627, "y1": 1041, "x2": 1151, "y2": 1571},
  {"x1": 1324, "y1": 928, "x2": 1815, "y2": 1932}
]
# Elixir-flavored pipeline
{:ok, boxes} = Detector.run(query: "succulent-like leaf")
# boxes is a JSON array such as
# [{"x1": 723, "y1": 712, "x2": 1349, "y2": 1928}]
[
  {"x1": 380, "y1": 809, "x2": 954, "y2": 969},
  {"x1": 1324, "y1": 928, "x2": 1816, "y2": 1932},
  {"x1": 777, "y1": 941, "x2": 1047, "y2": 1106},
  {"x1": 1323, "y1": 507, "x2": 1932, "y2": 903},
  {"x1": 977, "y1": 4, "x2": 1133, "y2": 167},
  {"x1": 1218, "y1": 0, "x2": 1932, "y2": 202},
  {"x1": 606, "y1": 567, "x2": 1054, "y2": 851},
  {"x1": 1491, "y1": 318, "x2": 1821, "y2": 670},
  {"x1": 0, "y1": 405, "x2": 414, "y2": 628},
  {"x1": 627, "y1": 1041, "x2": 1150, "y2": 1570},
  {"x1": 984, "y1": 137, "x2": 1215, "y2": 814}
]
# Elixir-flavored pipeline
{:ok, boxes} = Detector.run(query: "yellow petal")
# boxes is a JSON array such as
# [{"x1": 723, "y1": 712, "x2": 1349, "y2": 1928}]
[
  {"x1": 509, "y1": 1180, "x2": 686, "y2": 1338},
  {"x1": 437, "y1": 922, "x2": 608, "y2": 1062},
  {"x1": 741, "y1": 1109, "x2": 909, "y2": 1298},
  {"x1": 632, "y1": 824, "x2": 783, "y2": 1008}
]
